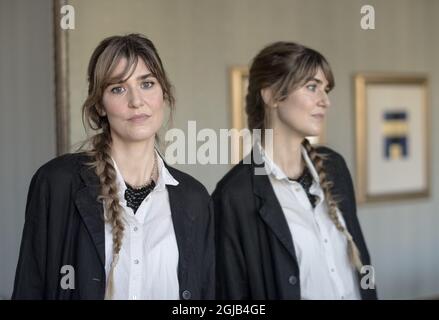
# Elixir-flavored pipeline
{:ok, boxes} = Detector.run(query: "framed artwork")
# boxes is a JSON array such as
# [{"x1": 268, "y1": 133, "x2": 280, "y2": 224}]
[
  {"x1": 229, "y1": 66, "x2": 325, "y2": 163},
  {"x1": 354, "y1": 73, "x2": 430, "y2": 203}
]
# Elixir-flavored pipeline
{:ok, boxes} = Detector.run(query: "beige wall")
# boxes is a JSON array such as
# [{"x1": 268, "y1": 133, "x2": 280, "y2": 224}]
[
  {"x1": 0, "y1": 0, "x2": 55, "y2": 298},
  {"x1": 68, "y1": 0, "x2": 439, "y2": 299}
]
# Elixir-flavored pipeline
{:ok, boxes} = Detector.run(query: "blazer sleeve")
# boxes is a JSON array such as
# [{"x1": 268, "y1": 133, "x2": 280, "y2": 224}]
[
  {"x1": 213, "y1": 188, "x2": 249, "y2": 300},
  {"x1": 200, "y1": 199, "x2": 215, "y2": 299},
  {"x1": 12, "y1": 168, "x2": 49, "y2": 299}
]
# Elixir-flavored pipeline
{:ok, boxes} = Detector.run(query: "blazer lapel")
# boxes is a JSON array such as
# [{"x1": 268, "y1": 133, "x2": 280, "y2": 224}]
[
  {"x1": 250, "y1": 149, "x2": 299, "y2": 265},
  {"x1": 167, "y1": 183, "x2": 196, "y2": 288},
  {"x1": 75, "y1": 164, "x2": 106, "y2": 268}
]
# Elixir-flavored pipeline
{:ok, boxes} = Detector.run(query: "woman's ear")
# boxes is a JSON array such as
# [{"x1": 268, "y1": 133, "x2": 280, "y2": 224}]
[
  {"x1": 96, "y1": 104, "x2": 107, "y2": 117},
  {"x1": 261, "y1": 88, "x2": 277, "y2": 108}
]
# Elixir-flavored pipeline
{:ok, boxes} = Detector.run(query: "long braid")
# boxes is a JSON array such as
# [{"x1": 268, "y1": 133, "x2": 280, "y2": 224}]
[
  {"x1": 87, "y1": 122, "x2": 125, "y2": 299},
  {"x1": 302, "y1": 138, "x2": 363, "y2": 272}
]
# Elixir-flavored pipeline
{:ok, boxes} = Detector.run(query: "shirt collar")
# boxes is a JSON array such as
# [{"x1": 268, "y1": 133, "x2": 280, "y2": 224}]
[
  {"x1": 257, "y1": 142, "x2": 288, "y2": 181},
  {"x1": 257, "y1": 141, "x2": 320, "y2": 184},
  {"x1": 301, "y1": 145, "x2": 320, "y2": 184},
  {"x1": 257, "y1": 142, "x2": 325, "y2": 203},
  {"x1": 155, "y1": 150, "x2": 179, "y2": 190},
  {"x1": 111, "y1": 149, "x2": 179, "y2": 202}
]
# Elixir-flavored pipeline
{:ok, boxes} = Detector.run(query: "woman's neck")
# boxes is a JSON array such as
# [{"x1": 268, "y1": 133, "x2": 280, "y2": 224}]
[
  {"x1": 110, "y1": 137, "x2": 157, "y2": 187},
  {"x1": 264, "y1": 128, "x2": 305, "y2": 179}
]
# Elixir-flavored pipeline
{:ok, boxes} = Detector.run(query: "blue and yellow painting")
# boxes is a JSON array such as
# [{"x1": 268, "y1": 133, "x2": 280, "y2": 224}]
[{"x1": 382, "y1": 111, "x2": 409, "y2": 160}]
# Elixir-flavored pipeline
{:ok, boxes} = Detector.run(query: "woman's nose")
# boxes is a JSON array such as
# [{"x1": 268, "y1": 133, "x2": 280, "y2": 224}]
[{"x1": 128, "y1": 88, "x2": 144, "y2": 108}]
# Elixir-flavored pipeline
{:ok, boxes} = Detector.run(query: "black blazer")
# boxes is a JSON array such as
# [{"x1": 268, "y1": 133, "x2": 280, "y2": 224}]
[
  {"x1": 12, "y1": 152, "x2": 214, "y2": 300},
  {"x1": 213, "y1": 147, "x2": 377, "y2": 300}
]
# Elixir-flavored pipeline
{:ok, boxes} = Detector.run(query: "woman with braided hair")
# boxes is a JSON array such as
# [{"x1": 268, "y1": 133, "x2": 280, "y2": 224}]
[
  {"x1": 13, "y1": 34, "x2": 214, "y2": 300},
  {"x1": 214, "y1": 42, "x2": 377, "y2": 300}
]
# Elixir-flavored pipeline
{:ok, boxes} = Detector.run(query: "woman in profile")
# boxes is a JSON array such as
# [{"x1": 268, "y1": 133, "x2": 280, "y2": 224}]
[
  {"x1": 13, "y1": 34, "x2": 214, "y2": 300},
  {"x1": 214, "y1": 42, "x2": 377, "y2": 300}
]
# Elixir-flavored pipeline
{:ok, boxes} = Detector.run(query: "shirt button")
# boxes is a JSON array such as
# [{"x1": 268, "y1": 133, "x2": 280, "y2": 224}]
[
  {"x1": 324, "y1": 239, "x2": 328, "y2": 243},
  {"x1": 182, "y1": 290, "x2": 191, "y2": 300},
  {"x1": 133, "y1": 226, "x2": 138, "y2": 232},
  {"x1": 331, "y1": 268, "x2": 335, "y2": 272},
  {"x1": 288, "y1": 275, "x2": 297, "y2": 285},
  {"x1": 134, "y1": 259, "x2": 139, "y2": 264}
]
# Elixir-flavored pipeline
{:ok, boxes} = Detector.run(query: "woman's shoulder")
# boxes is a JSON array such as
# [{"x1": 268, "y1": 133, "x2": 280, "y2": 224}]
[
  {"x1": 315, "y1": 146, "x2": 353, "y2": 183},
  {"x1": 33, "y1": 152, "x2": 91, "y2": 184},
  {"x1": 212, "y1": 161, "x2": 253, "y2": 197},
  {"x1": 315, "y1": 146, "x2": 348, "y2": 169},
  {"x1": 165, "y1": 165, "x2": 209, "y2": 198},
  {"x1": 315, "y1": 145, "x2": 344, "y2": 160}
]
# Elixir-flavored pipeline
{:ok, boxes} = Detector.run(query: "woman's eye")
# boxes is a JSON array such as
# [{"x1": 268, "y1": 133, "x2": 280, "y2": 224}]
[
  {"x1": 110, "y1": 86, "x2": 125, "y2": 94},
  {"x1": 141, "y1": 81, "x2": 154, "y2": 89},
  {"x1": 306, "y1": 84, "x2": 317, "y2": 92}
]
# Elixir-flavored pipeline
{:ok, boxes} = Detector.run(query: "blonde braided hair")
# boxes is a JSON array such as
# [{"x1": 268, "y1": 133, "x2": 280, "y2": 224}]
[
  {"x1": 87, "y1": 124, "x2": 124, "y2": 299},
  {"x1": 302, "y1": 138, "x2": 363, "y2": 272}
]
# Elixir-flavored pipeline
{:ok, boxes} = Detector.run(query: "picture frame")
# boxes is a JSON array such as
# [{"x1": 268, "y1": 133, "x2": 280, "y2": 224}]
[
  {"x1": 53, "y1": 0, "x2": 71, "y2": 156},
  {"x1": 230, "y1": 66, "x2": 249, "y2": 136},
  {"x1": 229, "y1": 66, "x2": 250, "y2": 164},
  {"x1": 354, "y1": 73, "x2": 430, "y2": 203},
  {"x1": 229, "y1": 66, "x2": 325, "y2": 163}
]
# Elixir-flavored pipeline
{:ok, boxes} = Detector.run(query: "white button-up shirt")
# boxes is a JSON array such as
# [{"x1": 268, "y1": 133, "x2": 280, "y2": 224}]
[
  {"x1": 259, "y1": 144, "x2": 361, "y2": 300},
  {"x1": 104, "y1": 151, "x2": 180, "y2": 300}
]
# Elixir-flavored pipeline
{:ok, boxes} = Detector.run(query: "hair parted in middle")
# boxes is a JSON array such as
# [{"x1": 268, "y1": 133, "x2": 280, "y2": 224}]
[
  {"x1": 246, "y1": 41, "x2": 363, "y2": 273},
  {"x1": 81, "y1": 33, "x2": 175, "y2": 299}
]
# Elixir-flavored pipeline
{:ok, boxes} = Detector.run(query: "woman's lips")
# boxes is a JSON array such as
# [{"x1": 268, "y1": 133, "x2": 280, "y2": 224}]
[
  {"x1": 312, "y1": 114, "x2": 325, "y2": 120},
  {"x1": 128, "y1": 114, "x2": 149, "y2": 123}
]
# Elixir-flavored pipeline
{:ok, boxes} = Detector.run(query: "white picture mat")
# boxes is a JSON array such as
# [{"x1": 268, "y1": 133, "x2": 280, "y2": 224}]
[{"x1": 366, "y1": 84, "x2": 426, "y2": 195}]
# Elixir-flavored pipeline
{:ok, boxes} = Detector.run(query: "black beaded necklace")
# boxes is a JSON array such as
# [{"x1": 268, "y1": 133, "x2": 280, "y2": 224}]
[
  {"x1": 124, "y1": 154, "x2": 157, "y2": 214},
  {"x1": 288, "y1": 165, "x2": 317, "y2": 208},
  {"x1": 125, "y1": 181, "x2": 156, "y2": 213}
]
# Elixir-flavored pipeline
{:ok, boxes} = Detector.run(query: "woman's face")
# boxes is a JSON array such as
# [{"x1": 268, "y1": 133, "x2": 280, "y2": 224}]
[
  {"x1": 272, "y1": 68, "x2": 331, "y2": 138},
  {"x1": 101, "y1": 57, "x2": 164, "y2": 144}
]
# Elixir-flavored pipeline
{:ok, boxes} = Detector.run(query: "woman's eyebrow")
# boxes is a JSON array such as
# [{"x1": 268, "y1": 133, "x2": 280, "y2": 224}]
[
  {"x1": 305, "y1": 77, "x2": 331, "y2": 88},
  {"x1": 136, "y1": 73, "x2": 153, "y2": 80},
  {"x1": 306, "y1": 77, "x2": 323, "y2": 84},
  {"x1": 109, "y1": 73, "x2": 153, "y2": 85}
]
